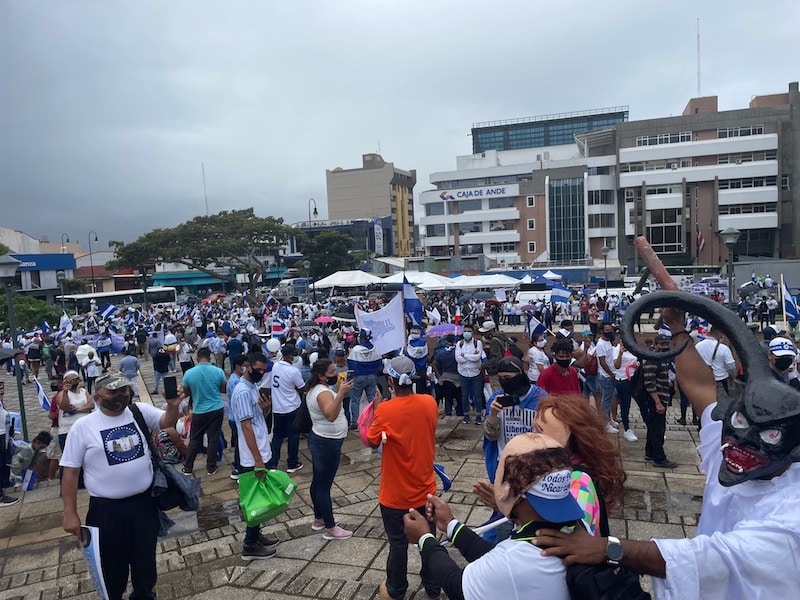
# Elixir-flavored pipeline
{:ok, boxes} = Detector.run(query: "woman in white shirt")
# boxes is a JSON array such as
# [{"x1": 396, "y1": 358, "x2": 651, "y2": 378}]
[
  {"x1": 305, "y1": 358, "x2": 355, "y2": 540},
  {"x1": 612, "y1": 342, "x2": 640, "y2": 442},
  {"x1": 526, "y1": 334, "x2": 549, "y2": 383},
  {"x1": 177, "y1": 340, "x2": 194, "y2": 374},
  {"x1": 57, "y1": 370, "x2": 95, "y2": 451}
]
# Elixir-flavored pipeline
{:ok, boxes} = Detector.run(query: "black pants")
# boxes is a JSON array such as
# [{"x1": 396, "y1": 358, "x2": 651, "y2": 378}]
[
  {"x1": 266, "y1": 409, "x2": 301, "y2": 469},
  {"x1": 441, "y1": 380, "x2": 462, "y2": 416},
  {"x1": 380, "y1": 504, "x2": 440, "y2": 599},
  {"x1": 99, "y1": 351, "x2": 111, "y2": 370},
  {"x1": 184, "y1": 408, "x2": 224, "y2": 471},
  {"x1": 86, "y1": 491, "x2": 159, "y2": 600},
  {"x1": 644, "y1": 398, "x2": 667, "y2": 462}
]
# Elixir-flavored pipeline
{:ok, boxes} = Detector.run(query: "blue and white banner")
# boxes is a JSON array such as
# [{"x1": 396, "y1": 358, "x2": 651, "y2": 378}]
[
  {"x1": 402, "y1": 277, "x2": 424, "y2": 327},
  {"x1": 19, "y1": 469, "x2": 37, "y2": 491},
  {"x1": 783, "y1": 280, "x2": 799, "y2": 321},
  {"x1": 550, "y1": 285, "x2": 571, "y2": 305},
  {"x1": 355, "y1": 293, "x2": 406, "y2": 356},
  {"x1": 59, "y1": 312, "x2": 73, "y2": 335},
  {"x1": 528, "y1": 316, "x2": 547, "y2": 338}
]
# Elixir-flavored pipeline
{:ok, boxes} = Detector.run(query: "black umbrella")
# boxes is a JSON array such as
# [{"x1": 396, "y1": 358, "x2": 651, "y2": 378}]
[{"x1": 474, "y1": 291, "x2": 494, "y2": 301}]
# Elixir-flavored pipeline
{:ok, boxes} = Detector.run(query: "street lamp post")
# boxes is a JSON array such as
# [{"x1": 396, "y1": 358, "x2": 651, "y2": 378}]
[
  {"x1": 140, "y1": 265, "x2": 149, "y2": 311},
  {"x1": 0, "y1": 254, "x2": 28, "y2": 441},
  {"x1": 601, "y1": 245, "x2": 610, "y2": 296},
  {"x1": 60, "y1": 233, "x2": 70, "y2": 254},
  {"x1": 308, "y1": 198, "x2": 318, "y2": 224},
  {"x1": 720, "y1": 227, "x2": 742, "y2": 310},
  {"x1": 56, "y1": 270, "x2": 66, "y2": 309},
  {"x1": 87, "y1": 231, "x2": 99, "y2": 293}
]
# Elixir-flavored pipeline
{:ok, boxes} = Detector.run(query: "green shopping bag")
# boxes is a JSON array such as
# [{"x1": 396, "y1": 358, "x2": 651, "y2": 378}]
[{"x1": 238, "y1": 469, "x2": 298, "y2": 527}]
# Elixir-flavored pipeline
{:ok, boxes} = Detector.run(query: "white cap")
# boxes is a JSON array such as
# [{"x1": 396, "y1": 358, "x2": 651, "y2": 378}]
[{"x1": 266, "y1": 338, "x2": 281, "y2": 353}]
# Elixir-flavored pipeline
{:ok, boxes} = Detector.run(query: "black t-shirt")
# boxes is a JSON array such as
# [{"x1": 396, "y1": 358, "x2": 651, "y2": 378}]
[{"x1": 153, "y1": 352, "x2": 171, "y2": 373}]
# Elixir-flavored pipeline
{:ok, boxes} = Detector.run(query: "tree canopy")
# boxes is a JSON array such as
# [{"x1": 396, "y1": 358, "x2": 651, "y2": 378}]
[
  {"x1": 0, "y1": 291, "x2": 61, "y2": 332},
  {"x1": 302, "y1": 231, "x2": 355, "y2": 279},
  {"x1": 107, "y1": 208, "x2": 293, "y2": 291},
  {"x1": 0, "y1": 243, "x2": 10, "y2": 256}
]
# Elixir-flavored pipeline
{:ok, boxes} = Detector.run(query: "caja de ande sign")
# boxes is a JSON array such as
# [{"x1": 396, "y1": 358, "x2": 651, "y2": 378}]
[{"x1": 439, "y1": 183, "x2": 520, "y2": 202}]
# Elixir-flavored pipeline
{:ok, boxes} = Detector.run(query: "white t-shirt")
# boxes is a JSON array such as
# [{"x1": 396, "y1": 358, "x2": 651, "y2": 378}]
[
  {"x1": 594, "y1": 338, "x2": 616, "y2": 379},
  {"x1": 230, "y1": 378, "x2": 271, "y2": 468},
  {"x1": 261, "y1": 359, "x2": 305, "y2": 414},
  {"x1": 695, "y1": 338, "x2": 736, "y2": 381},
  {"x1": 59, "y1": 403, "x2": 163, "y2": 499},
  {"x1": 307, "y1": 384, "x2": 348, "y2": 439},
  {"x1": 82, "y1": 357, "x2": 101, "y2": 378},
  {"x1": 462, "y1": 537, "x2": 569, "y2": 600},
  {"x1": 526, "y1": 346, "x2": 549, "y2": 382},
  {"x1": 59, "y1": 389, "x2": 92, "y2": 434},
  {"x1": 613, "y1": 347, "x2": 638, "y2": 381}
]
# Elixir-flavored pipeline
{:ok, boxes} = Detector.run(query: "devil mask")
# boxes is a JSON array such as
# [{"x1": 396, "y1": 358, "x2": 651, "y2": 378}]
[{"x1": 712, "y1": 386, "x2": 800, "y2": 487}]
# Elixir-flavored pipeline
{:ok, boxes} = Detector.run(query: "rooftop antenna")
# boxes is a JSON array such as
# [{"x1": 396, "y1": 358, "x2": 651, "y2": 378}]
[
  {"x1": 201, "y1": 162, "x2": 209, "y2": 216},
  {"x1": 696, "y1": 18, "x2": 701, "y2": 97},
  {"x1": 377, "y1": 139, "x2": 381, "y2": 155}
]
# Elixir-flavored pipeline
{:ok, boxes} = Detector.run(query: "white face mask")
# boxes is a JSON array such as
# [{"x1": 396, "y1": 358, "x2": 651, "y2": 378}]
[{"x1": 536, "y1": 340, "x2": 547, "y2": 348}]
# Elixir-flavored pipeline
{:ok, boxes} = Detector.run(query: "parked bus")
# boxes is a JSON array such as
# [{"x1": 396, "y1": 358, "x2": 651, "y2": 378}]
[
  {"x1": 274, "y1": 278, "x2": 311, "y2": 300},
  {"x1": 56, "y1": 287, "x2": 178, "y2": 314}
]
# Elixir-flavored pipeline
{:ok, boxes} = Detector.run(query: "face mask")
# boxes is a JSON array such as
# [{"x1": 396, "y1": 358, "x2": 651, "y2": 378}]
[
  {"x1": 249, "y1": 369, "x2": 265, "y2": 383},
  {"x1": 774, "y1": 356, "x2": 795, "y2": 372},
  {"x1": 556, "y1": 358, "x2": 572, "y2": 369},
  {"x1": 536, "y1": 340, "x2": 547, "y2": 348},
  {"x1": 409, "y1": 333, "x2": 420, "y2": 340},
  {"x1": 604, "y1": 332, "x2": 615, "y2": 342},
  {"x1": 326, "y1": 375, "x2": 338, "y2": 386},
  {"x1": 463, "y1": 332, "x2": 473, "y2": 341},
  {"x1": 102, "y1": 394, "x2": 131, "y2": 413},
  {"x1": 500, "y1": 373, "x2": 530, "y2": 397}
]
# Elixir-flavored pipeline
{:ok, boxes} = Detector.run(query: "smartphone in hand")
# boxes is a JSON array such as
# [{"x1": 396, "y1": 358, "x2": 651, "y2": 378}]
[{"x1": 496, "y1": 394, "x2": 520, "y2": 408}]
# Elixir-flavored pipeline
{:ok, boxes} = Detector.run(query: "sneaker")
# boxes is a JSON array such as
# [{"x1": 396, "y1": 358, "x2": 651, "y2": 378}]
[
  {"x1": 230, "y1": 470, "x2": 239, "y2": 481},
  {"x1": 181, "y1": 467, "x2": 193, "y2": 475},
  {"x1": 206, "y1": 465, "x2": 219, "y2": 476},
  {"x1": 312, "y1": 518, "x2": 339, "y2": 531},
  {"x1": 0, "y1": 496, "x2": 19, "y2": 507},
  {"x1": 463, "y1": 417, "x2": 470, "y2": 424},
  {"x1": 474, "y1": 417, "x2": 482, "y2": 425},
  {"x1": 623, "y1": 429, "x2": 638, "y2": 442},
  {"x1": 644, "y1": 454, "x2": 654, "y2": 462},
  {"x1": 322, "y1": 525, "x2": 353, "y2": 540},
  {"x1": 286, "y1": 463, "x2": 304, "y2": 474},
  {"x1": 604, "y1": 423, "x2": 619, "y2": 434},
  {"x1": 379, "y1": 581, "x2": 396, "y2": 600},
  {"x1": 676, "y1": 417, "x2": 687, "y2": 426},
  {"x1": 241, "y1": 541, "x2": 277, "y2": 560},
  {"x1": 652, "y1": 459, "x2": 678, "y2": 469},
  {"x1": 258, "y1": 532, "x2": 280, "y2": 547}
]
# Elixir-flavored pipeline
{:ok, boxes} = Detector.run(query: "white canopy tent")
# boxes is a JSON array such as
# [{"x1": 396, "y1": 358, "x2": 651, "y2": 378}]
[
  {"x1": 382, "y1": 271, "x2": 454, "y2": 288},
  {"x1": 518, "y1": 274, "x2": 533, "y2": 284},
  {"x1": 542, "y1": 270, "x2": 563, "y2": 280},
  {"x1": 449, "y1": 274, "x2": 521, "y2": 289},
  {"x1": 313, "y1": 270, "x2": 383, "y2": 289}
]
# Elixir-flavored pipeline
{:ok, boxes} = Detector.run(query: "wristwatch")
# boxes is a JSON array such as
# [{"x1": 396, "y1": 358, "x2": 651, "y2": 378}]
[{"x1": 606, "y1": 536, "x2": 624, "y2": 565}]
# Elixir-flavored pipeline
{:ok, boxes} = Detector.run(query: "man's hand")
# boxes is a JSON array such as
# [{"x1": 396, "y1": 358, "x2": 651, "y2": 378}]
[
  {"x1": 488, "y1": 398, "x2": 505, "y2": 417},
  {"x1": 473, "y1": 481, "x2": 498, "y2": 511},
  {"x1": 533, "y1": 523, "x2": 606, "y2": 565},
  {"x1": 425, "y1": 494, "x2": 454, "y2": 533},
  {"x1": 253, "y1": 466, "x2": 267, "y2": 480},
  {"x1": 63, "y1": 511, "x2": 81, "y2": 537},
  {"x1": 258, "y1": 395, "x2": 271, "y2": 413},
  {"x1": 660, "y1": 307, "x2": 686, "y2": 332},
  {"x1": 403, "y1": 508, "x2": 430, "y2": 544},
  {"x1": 655, "y1": 400, "x2": 666, "y2": 414}
]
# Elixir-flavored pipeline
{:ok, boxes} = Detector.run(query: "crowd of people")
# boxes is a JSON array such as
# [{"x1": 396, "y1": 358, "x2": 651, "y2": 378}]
[{"x1": 2, "y1": 282, "x2": 800, "y2": 599}]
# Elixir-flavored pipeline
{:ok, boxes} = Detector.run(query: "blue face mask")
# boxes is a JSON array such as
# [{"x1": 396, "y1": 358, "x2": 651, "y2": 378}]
[{"x1": 463, "y1": 332, "x2": 473, "y2": 341}]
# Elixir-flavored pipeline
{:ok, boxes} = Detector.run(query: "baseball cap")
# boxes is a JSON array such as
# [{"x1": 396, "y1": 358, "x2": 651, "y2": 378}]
[
  {"x1": 557, "y1": 328, "x2": 573, "y2": 339},
  {"x1": 95, "y1": 371, "x2": 133, "y2": 392},
  {"x1": 478, "y1": 320, "x2": 496, "y2": 333},
  {"x1": 265, "y1": 338, "x2": 281, "y2": 353},
  {"x1": 493, "y1": 433, "x2": 583, "y2": 523},
  {"x1": 386, "y1": 355, "x2": 416, "y2": 385},
  {"x1": 444, "y1": 334, "x2": 455, "y2": 345},
  {"x1": 359, "y1": 328, "x2": 373, "y2": 340},
  {"x1": 334, "y1": 347, "x2": 346, "y2": 357},
  {"x1": 769, "y1": 338, "x2": 796, "y2": 357},
  {"x1": 496, "y1": 356, "x2": 525, "y2": 374}
]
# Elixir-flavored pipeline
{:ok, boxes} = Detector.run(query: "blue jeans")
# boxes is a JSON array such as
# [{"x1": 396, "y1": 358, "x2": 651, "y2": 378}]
[
  {"x1": 599, "y1": 376, "x2": 616, "y2": 420},
  {"x1": 460, "y1": 374, "x2": 483, "y2": 419},
  {"x1": 349, "y1": 374, "x2": 376, "y2": 425},
  {"x1": 307, "y1": 432, "x2": 343, "y2": 528},
  {"x1": 153, "y1": 370, "x2": 167, "y2": 393},
  {"x1": 266, "y1": 409, "x2": 301, "y2": 469}
]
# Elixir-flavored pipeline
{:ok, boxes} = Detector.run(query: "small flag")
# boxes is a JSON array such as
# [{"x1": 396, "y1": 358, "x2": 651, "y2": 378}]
[
  {"x1": 784, "y1": 281, "x2": 799, "y2": 321},
  {"x1": 528, "y1": 316, "x2": 546, "y2": 338},
  {"x1": 59, "y1": 311, "x2": 73, "y2": 334},
  {"x1": 433, "y1": 463, "x2": 452, "y2": 492},
  {"x1": 99, "y1": 304, "x2": 118, "y2": 319},
  {"x1": 19, "y1": 469, "x2": 37, "y2": 491},
  {"x1": 402, "y1": 276, "x2": 424, "y2": 327},
  {"x1": 41, "y1": 321, "x2": 52, "y2": 334},
  {"x1": 271, "y1": 316, "x2": 286, "y2": 338},
  {"x1": 550, "y1": 284, "x2": 571, "y2": 305},
  {"x1": 34, "y1": 377, "x2": 50, "y2": 411},
  {"x1": 696, "y1": 224, "x2": 706, "y2": 254}
]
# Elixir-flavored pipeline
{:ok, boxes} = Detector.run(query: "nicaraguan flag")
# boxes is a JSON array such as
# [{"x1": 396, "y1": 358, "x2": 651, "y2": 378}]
[
  {"x1": 33, "y1": 377, "x2": 50, "y2": 411},
  {"x1": 550, "y1": 284, "x2": 571, "y2": 305},
  {"x1": 41, "y1": 321, "x2": 52, "y2": 334},
  {"x1": 402, "y1": 276, "x2": 424, "y2": 327},
  {"x1": 99, "y1": 304, "x2": 118, "y2": 319},
  {"x1": 784, "y1": 281, "x2": 799, "y2": 321},
  {"x1": 528, "y1": 316, "x2": 547, "y2": 338},
  {"x1": 20, "y1": 469, "x2": 37, "y2": 491}
]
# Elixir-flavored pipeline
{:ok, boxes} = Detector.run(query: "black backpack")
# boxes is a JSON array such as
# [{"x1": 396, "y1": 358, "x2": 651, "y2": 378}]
[
  {"x1": 566, "y1": 466, "x2": 651, "y2": 600},
  {"x1": 628, "y1": 363, "x2": 647, "y2": 403}
]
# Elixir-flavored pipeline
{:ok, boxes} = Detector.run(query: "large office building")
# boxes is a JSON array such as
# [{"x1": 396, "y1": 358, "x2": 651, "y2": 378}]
[
  {"x1": 418, "y1": 82, "x2": 800, "y2": 274},
  {"x1": 326, "y1": 153, "x2": 416, "y2": 256}
]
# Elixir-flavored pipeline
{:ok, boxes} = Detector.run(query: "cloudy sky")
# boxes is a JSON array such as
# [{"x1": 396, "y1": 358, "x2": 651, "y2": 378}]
[{"x1": 2, "y1": 0, "x2": 797, "y2": 252}]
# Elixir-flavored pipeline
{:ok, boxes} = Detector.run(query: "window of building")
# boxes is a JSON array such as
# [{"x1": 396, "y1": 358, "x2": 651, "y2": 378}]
[
  {"x1": 604, "y1": 237, "x2": 616, "y2": 250},
  {"x1": 635, "y1": 131, "x2": 691, "y2": 146},
  {"x1": 646, "y1": 184, "x2": 682, "y2": 195},
  {"x1": 458, "y1": 221, "x2": 483, "y2": 234},
  {"x1": 624, "y1": 189, "x2": 635, "y2": 202},
  {"x1": 489, "y1": 242, "x2": 516, "y2": 253},
  {"x1": 458, "y1": 199, "x2": 483, "y2": 212},
  {"x1": 489, "y1": 220, "x2": 515, "y2": 231},
  {"x1": 488, "y1": 197, "x2": 514, "y2": 209},
  {"x1": 548, "y1": 177, "x2": 585, "y2": 262},
  {"x1": 527, "y1": 218, "x2": 536, "y2": 230},
  {"x1": 587, "y1": 166, "x2": 611, "y2": 175},
  {"x1": 588, "y1": 214, "x2": 615, "y2": 228},
  {"x1": 782, "y1": 175, "x2": 791, "y2": 190},
  {"x1": 425, "y1": 224, "x2": 446, "y2": 237},
  {"x1": 718, "y1": 150, "x2": 777, "y2": 164},
  {"x1": 526, "y1": 196, "x2": 535, "y2": 207},
  {"x1": 646, "y1": 208, "x2": 682, "y2": 254},
  {"x1": 719, "y1": 176, "x2": 778, "y2": 190},
  {"x1": 527, "y1": 241, "x2": 537, "y2": 253},
  {"x1": 718, "y1": 203, "x2": 777, "y2": 215},
  {"x1": 588, "y1": 190, "x2": 615, "y2": 205},
  {"x1": 425, "y1": 203, "x2": 445, "y2": 216},
  {"x1": 717, "y1": 125, "x2": 765, "y2": 138}
]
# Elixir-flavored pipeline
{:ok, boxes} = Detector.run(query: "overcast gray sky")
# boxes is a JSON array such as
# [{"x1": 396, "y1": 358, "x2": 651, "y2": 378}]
[{"x1": 2, "y1": 0, "x2": 797, "y2": 251}]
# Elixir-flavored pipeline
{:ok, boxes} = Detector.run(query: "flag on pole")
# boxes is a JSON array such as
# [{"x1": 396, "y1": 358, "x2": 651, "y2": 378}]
[
  {"x1": 41, "y1": 321, "x2": 52, "y2": 334},
  {"x1": 550, "y1": 284, "x2": 571, "y2": 305},
  {"x1": 19, "y1": 469, "x2": 37, "y2": 491},
  {"x1": 58, "y1": 311, "x2": 73, "y2": 336},
  {"x1": 782, "y1": 278, "x2": 799, "y2": 321},
  {"x1": 528, "y1": 316, "x2": 547, "y2": 338},
  {"x1": 33, "y1": 377, "x2": 51, "y2": 411},
  {"x1": 696, "y1": 224, "x2": 706, "y2": 254},
  {"x1": 355, "y1": 293, "x2": 406, "y2": 356},
  {"x1": 99, "y1": 304, "x2": 118, "y2": 319},
  {"x1": 402, "y1": 276, "x2": 424, "y2": 327}
]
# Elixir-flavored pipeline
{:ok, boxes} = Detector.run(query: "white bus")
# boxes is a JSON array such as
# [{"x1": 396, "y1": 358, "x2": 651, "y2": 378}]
[{"x1": 56, "y1": 287, "x2": 178, "y2": 314}]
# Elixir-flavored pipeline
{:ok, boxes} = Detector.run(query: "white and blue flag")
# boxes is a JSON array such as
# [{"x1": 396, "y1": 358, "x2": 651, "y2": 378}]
[
  {"x1": 550, "y1": 284, "x2": 571, "y2": 305},
  {"x1": 784, "y1": 281, "x2": 799, "y2": 321},
  {"x1": 402, "y1": 276, "x2": 424, "y2": 327},
  {"x1": 528, "y1": 316, "x2": 547, "y2": 338},
  {"x1": 34, "y1": 377, "x2": 51, "y2": 411},
  {"x1": 99, "y1": 304, "x2": 118, "y2": 319},
  {"x1": 41, "y1": 321, "x2": 52, "y2": 334}
]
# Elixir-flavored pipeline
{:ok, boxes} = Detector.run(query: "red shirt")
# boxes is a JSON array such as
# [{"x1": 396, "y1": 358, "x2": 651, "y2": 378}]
[{"x1": 536, "y1": 364, "x2": 580, "y2": 395}]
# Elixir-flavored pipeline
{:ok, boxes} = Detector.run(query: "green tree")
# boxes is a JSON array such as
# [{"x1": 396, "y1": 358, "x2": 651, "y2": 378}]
[
  {"x1": 0, "y1": 290, "x2": 62, "y2": 331},
  {"x1": 0, "y1": 243, "x2": 10, "y2": 256},
  {"x1": 107, "y1": 208, "x2": 293, "y2": 292},
  {"x1": 61, "y1": 278, "x2": 91, "y2": 294},
  {"x1": 303, "y1": 231, "x2": 355, "y2": 278}
]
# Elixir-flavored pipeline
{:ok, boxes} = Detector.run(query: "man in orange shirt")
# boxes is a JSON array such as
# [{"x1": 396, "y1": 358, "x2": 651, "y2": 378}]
[{"x1": 368, "y1": 356, "x2": 440, "y2": 600}]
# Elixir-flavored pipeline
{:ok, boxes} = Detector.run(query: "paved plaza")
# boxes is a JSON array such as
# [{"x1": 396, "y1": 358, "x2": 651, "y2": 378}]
[{"x1": 0, "y1": 345, "x2": 706, "y2": 599}]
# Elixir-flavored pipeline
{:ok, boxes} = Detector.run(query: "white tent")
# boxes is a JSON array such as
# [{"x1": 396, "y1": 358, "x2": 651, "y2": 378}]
[
  {"x1": 518, "y1": 274, "x2": 533, "y2": 284},
  {"x1": 313, "y1": 270, "x2": 383, "y2": 289},
  {"x1": 382, "y1": 271, "x2": 453, "y2": 287},
  {"x1": 542, "y1": 270, "x2": 563, "y2": 280},
  {"x1": 449, "y1": 274, "x2": 521, "y2": 289}
]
